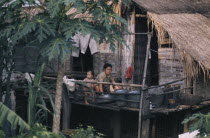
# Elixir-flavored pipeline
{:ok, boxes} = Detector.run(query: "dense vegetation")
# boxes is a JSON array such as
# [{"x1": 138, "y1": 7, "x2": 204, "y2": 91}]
[{"x1": 0, "y1": 0, "x2": 131, "y2": 137}]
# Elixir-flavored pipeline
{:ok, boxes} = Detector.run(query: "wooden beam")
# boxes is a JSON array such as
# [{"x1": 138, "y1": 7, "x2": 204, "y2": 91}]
[
  {"x1": 159, "y1": 38, "x2": 172, "y2": 45},
  {"x1": 74, "y1": 80, "x2": 143, "y2": 87},
  {"x1": 43, "y1": 76, "x2": 144, "y2": 87},
  {"x1": 131, "y1": 9, "x2": 136, "y2": 84},
  {"x1": 136, "y1": 14, "x2": 147, "y2": 18}
]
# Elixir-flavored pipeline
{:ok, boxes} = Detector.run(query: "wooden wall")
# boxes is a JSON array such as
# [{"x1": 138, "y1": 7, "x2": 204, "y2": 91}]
[
  {"x1": 14, "y1": 45, "x2": 39, "y2": 73},
  {"x1": 158, "y1": 48, "x2": 184, "y2": 85},
  {"x1": 93, "y1": 9, "x2": 136, "y2": 81},
  {"x1": 195, "y1": 73, "x2": 210, "y2": 99},
  {"x1": 93, "y1": 52, "x2": 118, "y2": 78},
  {"x1": 14, "y1": 45, "x2": 71, "y2": 74},
  {"x1": 120, "y1": 9, "x2": 135, "y2": 83}
]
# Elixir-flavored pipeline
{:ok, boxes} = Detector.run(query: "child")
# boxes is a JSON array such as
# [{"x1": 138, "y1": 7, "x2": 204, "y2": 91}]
[
  {"x1": 83, "y1": 71, "x2": 95, "y2": 88},
  {"x1": 83, "y1": 71, "x2": 95, "y2": 104}
]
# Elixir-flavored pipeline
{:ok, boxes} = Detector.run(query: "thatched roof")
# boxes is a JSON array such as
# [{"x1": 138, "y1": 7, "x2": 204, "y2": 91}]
[
  {"x1": 132, "y1": 0, "x2": 210, "y2": 18},
  {"x1": 132, "y1": 0, "x2": 210, "y2": 75},
  {"x1": 148, "y1": 12, "x2": 210, "y2": 75}
]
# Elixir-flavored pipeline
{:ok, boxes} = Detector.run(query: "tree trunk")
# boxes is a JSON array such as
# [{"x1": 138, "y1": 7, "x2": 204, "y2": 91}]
[{"x1": 52, "y1": 62, "x2": 64, "y2": 133}]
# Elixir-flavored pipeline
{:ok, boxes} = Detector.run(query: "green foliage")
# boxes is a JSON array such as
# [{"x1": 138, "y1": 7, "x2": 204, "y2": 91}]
[
  {"x1": 27, "y1": 63, "x2": 54, "y2": 127},
  {"x1": 71, "y1": 126, "x2": 104, "y2": 138},
  {"x1": 0, "y1": 130, "x2": 5, "y2": 138},
  {"x1": 0, "y1": 102, "x2": 30, "y2": 133},
  {"x1": 182, "y1": 112, "x2": 210, "y2": 137},
  {"x1": 13, "y1": 123, "x2": 64, "y2": 138},
  {"x1": 41, "y1": 37, "x2": 73, "y2": 62},
  {"x1": 0, "y1": 0, "x2": 130, "y2": 135},
  {"x1": 0, "y1": 0, "x2": 130, "y2": 63}
]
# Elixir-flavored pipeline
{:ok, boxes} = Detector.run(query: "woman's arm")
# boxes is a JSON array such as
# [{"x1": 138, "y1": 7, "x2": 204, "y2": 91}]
[
  {"x1": 99, "y1": 84, "x2": 103, "y2": 92},
  {"x1": 96, "y1": 74, "x2": 104, "y2": 93}
]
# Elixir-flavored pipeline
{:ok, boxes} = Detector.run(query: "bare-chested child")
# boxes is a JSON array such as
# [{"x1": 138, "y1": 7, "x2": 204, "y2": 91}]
[{"x1": 83, "y1": 71, "x2": 95, "y2": 104}]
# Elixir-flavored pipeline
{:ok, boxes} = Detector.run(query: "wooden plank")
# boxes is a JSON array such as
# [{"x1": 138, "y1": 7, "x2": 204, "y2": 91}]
[
  {"x1": 136, "y1": 14, "x2": 147, "y2": 18},
  {"x1": 158, "y1": 48, "x2": 184, "y2": 85},
  {"x1": 158, "y1": 48, "x2": 179, "y2": 59},
  {"x1": 159, "y1": 38, "x2": 172, "y2": 45},
  {"x1": 72, "y1": 102, "x2": 120, "y2": 111}
]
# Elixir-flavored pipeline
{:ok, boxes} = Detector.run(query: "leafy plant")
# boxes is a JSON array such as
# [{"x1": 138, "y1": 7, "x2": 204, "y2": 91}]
[
  {"x1": 0, "y1": 102, "x2": 30, "y2": 133},
  {"x1": 13, "y1": 123, "x2": 64, "y2": 138},
  {"x1": 182, "y1": 112, "x2": 210, "y2": 137},
  {"x1": 71, "y1": 126, "x2": 104, "y2": 138},
  {"x1": 27, "y1": 63, "x2": 54, "y2": 127},
  {"x1": 0, "y1": 101, "x2": 61, "y2": 138},
  {"x1": 0, "y1": 130, "x2": 5, "y2": 138},
  {"x1": 0, "y1": 0, "x2": 131, "y2": 133}
]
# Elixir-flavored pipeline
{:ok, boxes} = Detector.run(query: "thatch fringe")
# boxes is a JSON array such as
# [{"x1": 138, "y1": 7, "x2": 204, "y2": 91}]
[{"x1": 147, "y1": 12, "x2": 210, "y2": 81}]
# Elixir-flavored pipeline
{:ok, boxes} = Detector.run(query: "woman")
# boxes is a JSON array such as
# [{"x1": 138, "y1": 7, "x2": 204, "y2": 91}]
[{"x1": 96, "y1": 63, "x2": 115, "y2": 93}]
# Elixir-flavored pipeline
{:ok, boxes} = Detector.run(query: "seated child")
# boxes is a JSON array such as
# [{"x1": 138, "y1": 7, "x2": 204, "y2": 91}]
[
  {"x1": 83, "y1": 71, "x2": 95, "y2": 88},
  {"x1": 83, "y1": 71, "x2": 95, "y2": 104}
]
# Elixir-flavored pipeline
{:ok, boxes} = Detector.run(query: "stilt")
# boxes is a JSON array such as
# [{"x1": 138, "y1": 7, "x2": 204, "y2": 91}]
[
  {"x1": 138, "y1": 33, "x2": 152, "y2": 138},
  {"x1": 62, "y1": 86, "x2": 71, "y2": 130},
  {"x1": 112, "y1": 111, "x2": 121, "y2": 138}
]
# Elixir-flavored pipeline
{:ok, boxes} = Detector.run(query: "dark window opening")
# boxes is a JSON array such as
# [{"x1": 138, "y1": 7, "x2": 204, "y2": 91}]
[
  {"x1": 133, "y1": 7, "x2": 148, "y2": 85},
  {"x1": 73, "y1": 47, "x2": 93, "y2": 72},
  {"x1": 161, "y1": 44, "x2": 172, "y2": 48},
  {"x1": 150, "y1": 29, "x2": 159, "y2": 85}
]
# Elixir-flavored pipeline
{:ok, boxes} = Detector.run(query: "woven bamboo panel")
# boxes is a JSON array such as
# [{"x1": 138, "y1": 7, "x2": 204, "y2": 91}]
[{"x1": 158, "y1": 48, "x2": 184, "y2": 85}]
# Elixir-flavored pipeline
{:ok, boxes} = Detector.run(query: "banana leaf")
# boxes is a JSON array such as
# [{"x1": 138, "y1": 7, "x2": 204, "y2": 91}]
[{"x1": 0, "y1": 102, "x2": 30, "y2": 133}]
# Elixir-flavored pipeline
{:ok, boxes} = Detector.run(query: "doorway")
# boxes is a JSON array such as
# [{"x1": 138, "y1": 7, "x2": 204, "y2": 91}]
[{"x1": 73, "y1": 47, "x2": 93, "y2": 72}]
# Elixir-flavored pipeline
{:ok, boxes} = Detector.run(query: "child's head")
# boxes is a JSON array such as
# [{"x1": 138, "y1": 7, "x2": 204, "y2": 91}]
[{"x1": 86, "y1": 71, "x2": 93, "y2": 79}]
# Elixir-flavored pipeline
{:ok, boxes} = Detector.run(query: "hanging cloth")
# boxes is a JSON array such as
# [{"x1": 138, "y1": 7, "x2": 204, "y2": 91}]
[
  {"x1": 72, "y1": 33, "x2": 98, "y2": 57},
  {"x1": 125, "y1": 66, "x2": 132, "y2": 79},
  {"x1": 80, "y1": 34, "x2": 91, "y2": 54},
  {"x1": 72, "y1": 33, "x2": 80, "y2": 57},
  {"x1": 89, "y1": 37, "x2": 98, "y2": 55}
]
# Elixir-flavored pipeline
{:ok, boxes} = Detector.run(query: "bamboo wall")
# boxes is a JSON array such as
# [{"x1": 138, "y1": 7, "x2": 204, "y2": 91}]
[
  {"x1": 195, "y1": 73, "x2": 210, "y2": 98},
  {"x1": 158, "y1": 48, "x2": 184, "y2": 85}
]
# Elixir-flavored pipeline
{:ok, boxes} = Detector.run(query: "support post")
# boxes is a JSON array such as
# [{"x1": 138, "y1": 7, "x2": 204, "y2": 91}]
[
  {"x1": 62, "y1": 86, "x2": 71, "y2": 130},
  {"x1": 112, "y1": 111, "x2": 121, "y2": 138},
  {"x1": 151, "y1": 119, "x2": 156, "y2": 138},
  {"x1": 138, "y1": 33, "x2": 152, "y2": 138}
]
